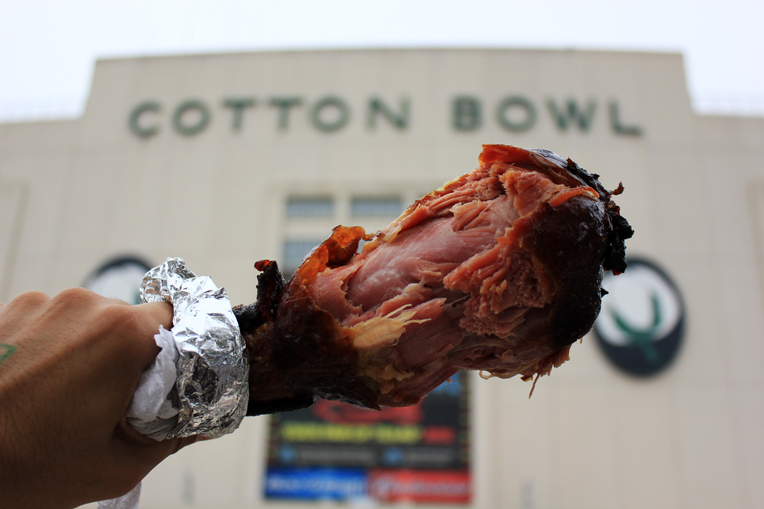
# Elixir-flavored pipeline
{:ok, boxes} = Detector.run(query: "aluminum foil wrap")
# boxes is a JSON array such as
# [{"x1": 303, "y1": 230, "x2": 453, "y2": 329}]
[{"x1": 137, "y1": 257, "x2": 249, "y2": 439}]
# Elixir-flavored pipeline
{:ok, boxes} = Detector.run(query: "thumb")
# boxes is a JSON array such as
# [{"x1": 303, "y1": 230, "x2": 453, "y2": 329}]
[
  {"x1": 125, "y1": 300, "x2": 174, "y2": 371},
  {"x1": 132, "y1": 300, "x2": 173, "y2": 334},
  {"x1": 117, "y1": 300, "x2": 203, "y2": 455},
  {"x1": 108, "y1": 422, "x2": 202, "y2": 497},
  {"x1": 116, "y1": 420, "x2": 203, "y2": 464},
  {"x1": 169, "y1": 434, "x2": 206, "y2": 455}
]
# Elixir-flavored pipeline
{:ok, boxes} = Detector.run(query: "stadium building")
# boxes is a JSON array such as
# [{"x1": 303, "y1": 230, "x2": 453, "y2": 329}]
[{"x1": 1, "y1": 49, "x2": 763, "y2": 509}]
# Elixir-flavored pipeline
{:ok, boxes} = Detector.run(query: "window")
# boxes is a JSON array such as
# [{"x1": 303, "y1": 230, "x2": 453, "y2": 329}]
[
  {"x1": 351, "y1": 196, "x2": 402, "y2": 217},
  {"x1": 286, "y1": 197, "x2": 334, "y2": 217}
]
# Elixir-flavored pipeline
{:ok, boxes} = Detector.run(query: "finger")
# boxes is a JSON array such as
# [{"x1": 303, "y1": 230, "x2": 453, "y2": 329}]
[
  {"x1": 116, "y1": 301, "x2": 174, "y2": 371},
  {"x1": 92, "y1": 301, "x2": 174, "y2": 415},
  {"x1": 133, "y1": 301, "x2": 174, "y2": 331},
  {"x1": 170, "y1": 435, "x2": 203, "y2": 454},
  {"x1": 147, "y1": 435, "x2": 202, "y2": 464},
  {"x1": 0, "y1": 292, "x2": 51, "y2": 349},
  {"x1": 0, "y1": 291, "x2": 50, "y2": 321},
  {"x1": 113, "y1": 421, "x2": 202, "y2": 471},
  {"x1": 115, "y1": 419, "x2": 199, "y2": 449}
]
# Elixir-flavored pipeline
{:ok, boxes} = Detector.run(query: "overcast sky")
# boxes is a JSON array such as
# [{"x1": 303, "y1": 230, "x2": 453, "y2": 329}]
[{"x1": 1, "y1": 0, "x2": 763, "y2": 121}]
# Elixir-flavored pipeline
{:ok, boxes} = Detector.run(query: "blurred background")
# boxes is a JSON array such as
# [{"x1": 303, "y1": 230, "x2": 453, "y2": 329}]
[{"x1": 1, "y1": 1, "x2": 763, "y2": 508}]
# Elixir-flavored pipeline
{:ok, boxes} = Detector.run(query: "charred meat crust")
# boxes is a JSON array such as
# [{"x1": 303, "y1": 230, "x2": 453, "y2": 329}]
[
  {"x1": 522, "y1": 152, "x2": 632, "y2": 348},
  {"x1": 530, "y1": 196, "x2": 608, "y2": 350},
  {"x1": 561, "y1": 156, "x2": 633, "y2": 275},
  {"x1": 236, "y1": 255, "x2": 381, "y2": 412},
  {"x1": 233, "y1": 261, "x2": 319, "y2": 415},
  {"x1": 233, "y1": 260, "x2": 285, "y2": 334}
]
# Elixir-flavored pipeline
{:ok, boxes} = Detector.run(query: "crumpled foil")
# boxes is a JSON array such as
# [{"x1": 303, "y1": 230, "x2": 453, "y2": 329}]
[{"x1": 137, "y1": 257, "x2": 249, "y2": 439}]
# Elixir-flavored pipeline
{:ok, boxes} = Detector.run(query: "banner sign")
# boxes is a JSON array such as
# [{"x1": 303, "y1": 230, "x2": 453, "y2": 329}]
[{"x1": 264, "y1": 371, "x2": 471, "y2": 504}]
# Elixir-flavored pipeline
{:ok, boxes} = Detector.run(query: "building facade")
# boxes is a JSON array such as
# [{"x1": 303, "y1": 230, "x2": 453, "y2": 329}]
[{"x1": 1, "y1": 49, "x2": 763, "y2": 509}]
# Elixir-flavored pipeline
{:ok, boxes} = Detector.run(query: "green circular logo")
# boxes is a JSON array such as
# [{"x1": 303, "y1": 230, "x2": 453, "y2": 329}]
[{"x1": 593, "y1": 257, "x2": 684, "y2": 377}]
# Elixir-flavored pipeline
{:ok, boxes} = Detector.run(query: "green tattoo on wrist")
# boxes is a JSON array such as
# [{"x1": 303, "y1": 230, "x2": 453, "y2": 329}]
[{"x1": 0, "y1": 343, "x2": 16, "y2": 366}]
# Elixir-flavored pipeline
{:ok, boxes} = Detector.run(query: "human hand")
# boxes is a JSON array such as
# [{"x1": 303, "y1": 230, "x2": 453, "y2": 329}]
[{"x1": 0, "y1": 288, "x2": 198, "y2": 509}]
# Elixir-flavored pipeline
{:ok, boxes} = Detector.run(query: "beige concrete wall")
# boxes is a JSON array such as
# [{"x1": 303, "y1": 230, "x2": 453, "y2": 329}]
[{"x1": 1, "y1": 49, "x2": 763, "y2": 509}]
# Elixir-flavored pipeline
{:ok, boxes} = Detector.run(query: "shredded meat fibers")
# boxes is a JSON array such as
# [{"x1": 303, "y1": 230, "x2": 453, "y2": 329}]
[{"x1": 235, "y1": 145, "x2": 633, "y2": 411}]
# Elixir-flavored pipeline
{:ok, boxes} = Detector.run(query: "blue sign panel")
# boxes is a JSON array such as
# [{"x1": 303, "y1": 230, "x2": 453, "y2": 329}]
[{"x1": 264, "y1": 467, "x2": 368, "y2": 500}]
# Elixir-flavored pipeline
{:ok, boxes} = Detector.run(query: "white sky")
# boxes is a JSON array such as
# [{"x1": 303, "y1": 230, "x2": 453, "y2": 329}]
[{"x1": 1, "y1": 0, "x2": 763, "y2": 121}]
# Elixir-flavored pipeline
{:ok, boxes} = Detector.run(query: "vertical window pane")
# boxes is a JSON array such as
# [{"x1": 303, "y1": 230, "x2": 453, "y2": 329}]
[
  {"x1": 287, "y1": 197, "x2": 334, "y2": 217},
  {"x1": 351, "y1": 197, "x2": 402, "y2": 217}
]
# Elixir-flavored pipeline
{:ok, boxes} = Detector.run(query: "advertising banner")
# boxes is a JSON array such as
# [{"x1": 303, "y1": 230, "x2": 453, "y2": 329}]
[{"x1": 264, "y1": 371, "x2": 471, "y2": 503}]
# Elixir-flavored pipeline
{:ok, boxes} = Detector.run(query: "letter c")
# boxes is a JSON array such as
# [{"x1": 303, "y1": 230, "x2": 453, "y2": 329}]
[{"x1": 128, "y1": 101, "x2": 161, "y2": 139}]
